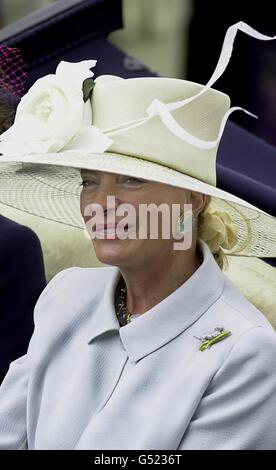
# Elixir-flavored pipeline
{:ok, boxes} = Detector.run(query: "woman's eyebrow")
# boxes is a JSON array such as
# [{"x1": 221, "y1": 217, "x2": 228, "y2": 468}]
[{"x1": 80, "y1": 171, "x2": 98, "y2": 178}]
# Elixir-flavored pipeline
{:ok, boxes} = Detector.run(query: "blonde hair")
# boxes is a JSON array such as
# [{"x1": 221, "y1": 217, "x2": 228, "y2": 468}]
[{"x1": 198, "y1": 195, "x2": 239, "y2": 270}]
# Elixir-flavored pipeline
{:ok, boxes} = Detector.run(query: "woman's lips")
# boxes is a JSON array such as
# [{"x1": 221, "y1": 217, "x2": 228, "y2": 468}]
[{"x1": 93, "y1": 223, "x2": 134, "y2": 239}]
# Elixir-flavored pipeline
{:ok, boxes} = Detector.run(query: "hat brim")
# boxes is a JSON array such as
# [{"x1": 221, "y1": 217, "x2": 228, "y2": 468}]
[{"x1": 0, "y1": 150, "x2": 276, "y2": 257}]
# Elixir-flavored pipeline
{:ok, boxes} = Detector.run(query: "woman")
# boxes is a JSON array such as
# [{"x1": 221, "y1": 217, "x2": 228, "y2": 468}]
[{"x1": 0, "y1": 22, "x2": 276, "y2": 450}]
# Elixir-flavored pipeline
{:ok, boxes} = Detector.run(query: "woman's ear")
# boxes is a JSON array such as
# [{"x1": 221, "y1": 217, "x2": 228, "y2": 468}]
[{"x1": 190, "y1": 192, "x2": 206, "y2": 217}]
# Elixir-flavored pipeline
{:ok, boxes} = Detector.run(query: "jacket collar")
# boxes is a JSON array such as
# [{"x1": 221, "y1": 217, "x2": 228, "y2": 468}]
[{"x1": 87, "y1": 240, "x2": 225, "y2": 362}]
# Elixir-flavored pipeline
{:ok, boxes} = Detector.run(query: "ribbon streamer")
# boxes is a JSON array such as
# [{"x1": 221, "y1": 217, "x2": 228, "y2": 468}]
[{"x1": 110, "y1": 21, "x2": 276, "y2": 149}]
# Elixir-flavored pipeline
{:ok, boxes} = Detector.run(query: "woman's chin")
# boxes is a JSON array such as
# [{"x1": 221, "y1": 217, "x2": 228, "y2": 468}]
[{"x1": 92, "y1": 238, "x2": 133, "y2": 266}]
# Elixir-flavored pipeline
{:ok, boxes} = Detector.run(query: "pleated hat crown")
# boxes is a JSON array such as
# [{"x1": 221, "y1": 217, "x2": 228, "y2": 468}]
[{"x1": 92, "y1": 75, "x2": 230, "y2": 186}]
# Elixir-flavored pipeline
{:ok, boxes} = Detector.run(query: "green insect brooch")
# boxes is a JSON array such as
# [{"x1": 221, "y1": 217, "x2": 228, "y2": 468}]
[{"x1": 194, "y1": 325, "x2": 231, "y2": 351}]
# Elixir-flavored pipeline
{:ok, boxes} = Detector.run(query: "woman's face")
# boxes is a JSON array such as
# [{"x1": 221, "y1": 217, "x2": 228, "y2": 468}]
[{"x1": 80, "y1": 169, "x2": 205, "y2": 268}]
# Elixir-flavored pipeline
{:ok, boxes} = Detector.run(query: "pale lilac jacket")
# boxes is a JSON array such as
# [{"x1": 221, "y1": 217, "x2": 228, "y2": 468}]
[{"x1": 0, "y1": 241, "x2": 276, "y2": 450}]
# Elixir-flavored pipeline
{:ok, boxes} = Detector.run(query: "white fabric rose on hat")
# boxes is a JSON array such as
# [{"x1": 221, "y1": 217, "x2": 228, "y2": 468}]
[{"x1": 0, "y1": 60, "x2": 112, "y2": 156}]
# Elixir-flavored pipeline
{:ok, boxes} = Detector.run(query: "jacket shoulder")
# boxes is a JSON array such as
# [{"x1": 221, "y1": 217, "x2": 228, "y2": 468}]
[
  {"x1": 33, "y1": 266, "x2": 117, "y2": 325},
  {"x1": 48, "y1": 266, "x2": 117, "y2": 289},
  {"x1": 219, "y1": 275, "x2": 275, "y2": 332},
  {"x1": 196, "y1": 273, "x2": 276, "y2": 359}
]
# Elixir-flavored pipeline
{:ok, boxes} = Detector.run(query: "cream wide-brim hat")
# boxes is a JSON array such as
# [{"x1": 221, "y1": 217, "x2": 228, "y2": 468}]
[
  {"x1": 0, "y1": 75, "x2": 276, "y2": 259},
  {"x1": 0, "y1": 22, "x2": 276, "y2": 258}
]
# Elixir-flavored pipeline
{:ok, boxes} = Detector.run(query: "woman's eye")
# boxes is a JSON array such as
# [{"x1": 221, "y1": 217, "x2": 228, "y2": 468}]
[
  {"x1": 122, "y1": 177, "x2": 145, "y2": 185},
  {"x1": 80, "y1": 180, "x2": 97, "y2": 188}
]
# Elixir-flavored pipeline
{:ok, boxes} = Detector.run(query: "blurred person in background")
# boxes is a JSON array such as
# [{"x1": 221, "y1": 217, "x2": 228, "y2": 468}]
[{"x1": 0, "y1": 47, "x2": 46, "y2": 383}]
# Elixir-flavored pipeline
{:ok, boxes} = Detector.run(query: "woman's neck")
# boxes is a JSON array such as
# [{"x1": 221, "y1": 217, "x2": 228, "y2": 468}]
[{"x1": 119, "y1": 244, "x2": 203, "y2": 315}]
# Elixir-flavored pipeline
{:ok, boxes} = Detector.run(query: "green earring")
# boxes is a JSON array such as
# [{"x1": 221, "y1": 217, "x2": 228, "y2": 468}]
[{"x1": 177, "y1": 211, "x2": 195, "y2": 234}]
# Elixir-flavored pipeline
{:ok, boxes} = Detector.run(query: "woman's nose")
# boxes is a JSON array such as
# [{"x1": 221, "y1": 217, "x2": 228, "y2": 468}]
[
  {"x1": 81, "y1": 182, "x2": 121, "y2": 216},
  {"x1": 94, "y1": 183, "x2": 122, "y2": 209}
]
